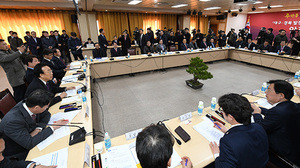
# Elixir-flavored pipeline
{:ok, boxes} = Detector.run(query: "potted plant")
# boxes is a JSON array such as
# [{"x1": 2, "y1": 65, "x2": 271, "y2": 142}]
[{"x1": 186, "y1": 57, "x2": 213, "y2": 89}]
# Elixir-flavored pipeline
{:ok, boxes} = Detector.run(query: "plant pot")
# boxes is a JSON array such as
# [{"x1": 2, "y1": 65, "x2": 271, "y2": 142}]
[{"x1": 185, "y1": 79, "x2": 204, "y2": 89}]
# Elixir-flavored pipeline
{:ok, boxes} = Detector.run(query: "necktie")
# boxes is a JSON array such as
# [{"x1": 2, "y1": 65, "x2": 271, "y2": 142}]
[
  {"x1": 32, "y1": 114, "x2": 36, "y2": 122},
  {"x1": 60, "y1": 57, "x2": 66, "y2": 66},
  {"x1": 34, "y1": 38, "x2": 37, "y2": 43},
  {"x1": 46, "y1": 82, "x2": 50, "y2": 91},
  {"x1": 115, "y1": 48, "x2": 117, "y2": 52},
  {"x1": 212, "y1": 43, "x2": 215, "y2": 48},
  {"x1": 185, "y1": 44, "x2": 187, "y2": 49},
  {"x1": 125, "y1": 37, "x2": 126, "y2": 41},
  {"x1": 205, "y1": 43, "x2": 207, "y2": 47}
]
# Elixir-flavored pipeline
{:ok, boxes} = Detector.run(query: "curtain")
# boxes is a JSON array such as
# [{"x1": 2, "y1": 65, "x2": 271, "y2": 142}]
[
  {"x1": 0, "y1": 9, "x2": 78, "y2": 43},
  {"x1": 190, "y1": 15, "x2": 209, "y2": 38}
]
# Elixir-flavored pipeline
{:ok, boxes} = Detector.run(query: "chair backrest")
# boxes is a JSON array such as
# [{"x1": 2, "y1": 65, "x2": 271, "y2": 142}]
[
  {"x1": 0, "y1": 89, "x2": 16, "y2": 119},
  {"x1": 169, "y1": 45, "x2": 176, "y2": 52},
  {"x1": 128, "y1": 48, "x2": 136, "y2": 55}
]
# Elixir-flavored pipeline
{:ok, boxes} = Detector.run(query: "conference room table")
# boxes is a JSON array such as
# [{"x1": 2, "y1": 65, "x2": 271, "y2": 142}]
[{"x1": 82, "y1": 45, "x2": 141, "y2": 57}]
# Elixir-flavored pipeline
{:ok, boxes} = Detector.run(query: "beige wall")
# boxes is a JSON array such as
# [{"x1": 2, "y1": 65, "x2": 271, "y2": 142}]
[
  {"x1": 182, "y1": 15, "x2": 191, "y2": 30},
  {"x1": 210, "y1": 16, "x2": 227, "y2": 33},
  {"x1": 77, "y1": 12, "x2": 98, "y2": 43},
  {"x1": 225, "y1": 14, "x2": 247, "y2": 33}
]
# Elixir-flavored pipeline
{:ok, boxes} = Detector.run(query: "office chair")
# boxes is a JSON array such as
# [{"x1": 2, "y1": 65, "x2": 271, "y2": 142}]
[{"x1": 0, "y1": 88, "x2": 16, "y2": 119}]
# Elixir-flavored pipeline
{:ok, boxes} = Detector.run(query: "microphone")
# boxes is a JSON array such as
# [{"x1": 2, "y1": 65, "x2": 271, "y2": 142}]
[
  {"x1": 62, "y1": 80, "x2": 87, "y2": 92},
  {"x1": 157, "y1": 121, "x2": 182, "y2": 145}
]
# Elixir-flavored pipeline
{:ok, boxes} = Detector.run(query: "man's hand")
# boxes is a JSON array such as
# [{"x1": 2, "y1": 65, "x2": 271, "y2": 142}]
[
  {"x1": 60, "y1": 92, "x2": 67, "y2": 99},
  {"x1": 30, "y1": 129, "x2": 41, "y2": 137},
  {"x1": 180, "y1": 156, "x2": 193, "y2": 168},
  {"x1": 213, "y1": 121, "x2": 228, "y2": 133},
  {"x1": 58, "y1": 44, "x2": 62, "y2": 47},
  {"x1": 251, "y1": 103, "x2": 261, "y2": 114},
  {"x1": 53, "y1": 78, "x2": 57, "y2": 84},
  {"x1": 66, "y1": 86, "x2": 76, "y2": 90},
  {"x1": 104, "y1": 44, "x2": 107, "y2": 47},
  {"x1": 209, "y1": 141, "x2": 220, "y2": 155},
  {"x1": 295, "y1": 88, "x2": 300, "y2": 96},
  {"x1": 30, "y1": 164, "x2": 57, "y2": 168},
  {"x1": 36, "y1": 46, "x2": 40, "y2": 49},
  {"x1": 52, "y1": 119, "x2": 69, "y2": 130},
  {"x1": 18, "y1": 45, "x2": 26, "y2": 53},
  {"x1": 76, "y1": 46, "x2": 79, "y2": 49}
]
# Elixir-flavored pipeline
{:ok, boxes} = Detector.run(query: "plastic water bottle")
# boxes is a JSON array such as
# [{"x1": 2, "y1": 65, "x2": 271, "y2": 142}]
[
  {"x1": 211, "y1": 97, "x2": 217, "y2": 111},
  {"x1": 253, "y1": 47, "x2": 256, "y2": 50},
  {"x1": 161, "y1": 50, "x2": 163, "y2": 55},
  {"x1": 127, "y1": 53, "x2": 130, "y2": 58},
  {"x1": 191, "y1": 48, "x2": 194, "y2": 52},
  {"x1": 261, "y1": 82, "x2": 267, "y2": 94},
  {"x1": 83, "y1": 64, "x2": 86, "y2": 72},
  {"x1": 84, "y1": 55, "x2": 87, "y2": 61},
  {"x1": 198, "y1": 101, "x2": 204, "y2": 116},
  {"x1": 82, "y1": 93, "x2": 87, "y2": 103},
  {"x1": 277, "y1": 51, "x2": 280, "y2": 55},
  {"x1": 239, "y1": 45, "x2": 241, "y2": 49},
  {"x1": 295, "y1": 71, "x2": 299, "y2": 79},
  {"x1": 104, "y1": 132, "x2": 111, "y2": 150},
  {"x1": 165, "y1": 51, "x2": 168, "y2": 55},
  {"x1": 90, "y1": 56, "x2": 93, "y2": 62}
]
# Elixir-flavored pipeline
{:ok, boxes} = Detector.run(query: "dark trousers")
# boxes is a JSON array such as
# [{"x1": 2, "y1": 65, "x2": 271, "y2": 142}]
[
  {"x1": 122, "y1": 47, "x2": 128, "y2": 56},
  {"x1": 12, "y1": 84, "x2": 26, "y2": 103},
  {"x1": 61, "y1": 49, "x2": 71, "y2": 63},
  {"x1": 101, "y1": 47, "x2": 107, "y2": 57},
  {"x1": 73, "y1": 53, "x2": 84, "y2": 60}
]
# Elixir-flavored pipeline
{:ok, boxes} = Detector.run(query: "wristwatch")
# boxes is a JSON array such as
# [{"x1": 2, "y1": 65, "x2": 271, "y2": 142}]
[{"x1": 33, "y1": 162, "x2": 41, "y2": 168}]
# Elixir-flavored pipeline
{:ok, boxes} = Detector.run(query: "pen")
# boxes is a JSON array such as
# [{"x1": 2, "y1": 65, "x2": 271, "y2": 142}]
[
  {"x1": 208, "y1": 118, "x2": 222, "y2": 130},
  {"x1": 185, "y1": 159, "x2": 188, "y2": 166},
  {"x1": 70, "y1": 122, "x2": 83, "y2": 124}
]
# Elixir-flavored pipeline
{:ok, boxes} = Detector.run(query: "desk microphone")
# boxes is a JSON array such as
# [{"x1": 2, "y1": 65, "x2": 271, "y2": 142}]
[
  {"x1": 62, "y1": 80, "x2": 87, "y2": 92},
  {"x1": 157, "y1": 121, "x2": 182, "y2": 145}
]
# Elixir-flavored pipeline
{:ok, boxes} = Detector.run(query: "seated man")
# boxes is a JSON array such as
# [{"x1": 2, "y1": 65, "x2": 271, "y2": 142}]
[
  {"x1": 180, "y1": 39, "x2": 189, "y2": 51},
  {"x1": 209, "y1": 93, "x2": 268, "y2": 168},
  {"x1": 83, "y1": 38, "x2": 94, "y2": 48},
  {"x1": 275, "y1": 41, "x2": 291, "y2": 55},
  {"x1": 235, "y1": 36, "x2": 244, "y2": 48},
  {"x1": 199, "y1": 37, "x2": 208, "y2": 49},
  {"x1": 143, "y1": 40, "x2": 155, "y2": 55},
  {"x1": 92, "y1": 43, "x2": 102, "y2": 58},
  {"x1": 156, "y1": 39, "x2": 167, "y2": 53},
  {"x1": 42, "y1": 48, "x2": 65, "y2": 80},
  {"x1": 0, "y1": 132, "x2": 55, "y2": 168},
  {"x1": 25, "y1": 63, "x2": 74, "y2": 106},
  {"x1": 252, "y1": 80, "x2": 300, "y2": 167},
  {"x1": 136, "y1": 124, "x2": 192, "y2": 168},
  {"x1": 258, "y1": 40, "x2": 272, "y2": 52},
  {"x1": 24, "y1": 55, "x2": 40, "y2": 84},
  {"x1": 244, "y1": 38, "x2": 256, "y2": 50},
  {"x1": 189, "y1": 38, "x2": 199, "y2": 49},
  {"x1": 110, "y1": 41, "x2": 122, "y2": 57},
  {"x1": 208, "y1": 38, "x2": 216, "y2": 48},
  {"x1": 0, "y1": 89, "x2": 68, "y2": 160},
  {"x1": 52, "y1": 48, "x2": 69, "y2": 71}
]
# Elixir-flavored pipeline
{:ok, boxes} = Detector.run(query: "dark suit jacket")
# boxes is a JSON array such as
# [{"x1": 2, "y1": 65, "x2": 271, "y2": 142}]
[
  {"x1": 244, "y1": 42, "x2": 256, "y2": 50},
  {"x1": 92, "y1": 48, "x2": 102, "y2": 58},
  {"x1": 28, "y1": 37, "x2": 42, "y2": 56},
  {"x1": 180, "y1": 43, "x2": 189, "y2": 51},
  {"x1": 118, "y1": 36, "x2": 131, "y2": 56},
  {"x1": 208, "y1": 42, "x2": 216, "y2": 48},
  {"x1": 98, "y1": 34, "x2": 108, "y2": 48},
  {"x1": 199, "y1": 42, "x2": 208, "y2": 49},
  {"x1": 110, "y1": 48, "x2": 122, "y2": 57},
  {"x1": 137, "y1": 34, "x2": 147, "y2": 53},
  {"x1": 25, "y1": 77, "x2": 65, "y2": 106},
  {"x1": 215, "y1": 124, "x2": 269, "y2": 168},
  {"x1": 68, "y1": 37, "x2": 82, "y2": 55},
  {"x1": 243, "y1": 33, "x2": 252, "y2": 42},
  {"x1": 0, "y1": 101, "x2": 53, "y2": 160},
  {"x1": 235, "y1": 41, "x2": 244, "y2": 48},
  {"x1": 158, "y1": 35, "x2": 168, "y2": 46},
  {"x1": 59, "y1": 34, "x2": 69, "y2": 50},
  {"x1": 24, "y1": 36, "x2": 31, "y2": 45},
  {"x1": 253, "y1": 101, "x2": 300, "y2": 165},
  {"x1": 25, "y1": 68, "x2": 34, "y2": 84},
  {"x1": 42, "y1": 59, "x2": 65, "y2": 79},
  {"x1": 156, "y1": 44, "x2": 167, "y2": 53},
  {"x1": 0, "y1": 157, "x2": 32, "y2": 168},
  {"x1": 275, "y1": 46, "x2": 291, "y2": 55},
  {"x1": 10, "y1": 38, "x2": 24, "y2": 51},
  {"x1": 7, "y1": 36, "x2": 12, "y2": 44},
  {"x1": 52, "y1": 56, "x2": 66, "y2": 70},
  {"x1": 41, "y1": 37, "x2": 56, "y2": 49},
  {"x1": 143, "y1": 46, "x2": 155, "y2": 54},
  {"x1": 259, "y1": 44, "x2": 272, "y2": 52}
]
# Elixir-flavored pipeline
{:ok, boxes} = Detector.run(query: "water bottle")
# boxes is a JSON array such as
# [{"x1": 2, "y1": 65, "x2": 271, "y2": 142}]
[
  {"x1": 84, "y1": 55, "x2": 87, "y2": 61},
  {"x1": 165, "y1": 51, "x2": 168, "y2": 55},
  {"x1": 253, "y1": 47, "x2": 256, "y2": 50},
  {"x1": 83, "y1": 64, "x2": 86, "y2": 72},
  {"x1": 277, "y1": 51, "x2": 280, "y2": 55},
  {"x1": 239, "y1": 45, "x2": 241, "y2": 49},
  {"x1": 295, "y1": 71, "x2": 299, "y2": 79},
  {"x1": 161, "y1": 50, "x2": 163, "y2": 55},
  {"x1": 191, "y1": 48, "x2": 193, "y2": 52},
  {"x1": 211, "y1": 97, "x2": 217, "y2": 111},
  {"x1": 90, "y1": 56, "x2": 93, "y2": 62},
  {"x1": 82, "y1": 93, "x2": 87, "y2": 103},
  {"x1": 127, "y1": 53, "x2": 130, "y2": 58},
  {"x1": 261, "y1": 82, "x2": 267, "y2": 94},
  {"x1": 104, "y1": 132, "x2": 111, "y2": 150},
  {"x1": 198, "y1": 101, "x2": 204, "y2": 116}
]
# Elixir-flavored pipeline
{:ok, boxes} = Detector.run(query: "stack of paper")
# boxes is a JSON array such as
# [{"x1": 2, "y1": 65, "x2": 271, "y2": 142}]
[
  {"x1": 193, "y1": 117, "x2": 224, "y2": 145},
  {"x1": 61, "y1": 96, "x2": 80, "y2": 104},
  {"x1": 255, "y1": 98, "x2": 273, "y2": 109},
  {"x1": 32, "y1": 147, "x2": 68, "y2": 167}
]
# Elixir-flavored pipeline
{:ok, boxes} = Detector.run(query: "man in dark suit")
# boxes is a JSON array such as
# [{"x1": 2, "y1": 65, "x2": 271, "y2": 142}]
[
  {"x1": 158, "y1": 31, "x2": 168, "y2": 46},
  {"x1": 0, "y1": 89, "x2": 69, "y2": 160},
  {"x1": 24, "y1": 31, "x2": 31, "y2": 45},
  {"x1": 7, "y1": 31, "x2": 13, "y2": 44},
  {"x1": 195, "y1": 29, "x2": 204, "y2": 48},
  {"x1": 252, "y1": 80, "x2": 300, "y2": 167},
  {"x1": 28, "y1": 31, "x2": 42, "y2": 58},
  {"x1": 156, "y1": 39, "x2": 167, "y2": 53},
  {"x1": 110, "y1": 42, "x2": 122, "y2": 57},
  {"x1": 25, "y1": 63, "x2": 74, "y2": 106},
  {"x1": 208, "y1": 38, "x2": 216, "y2": 48},
  {"x1": 235, "y1": 36, "x2": 244, "y2": 48},
  {"x1": 184, "y1": 28, "x2": 191, "y2": 44},
  {"x1": 145, "y1": 28, "x2": 154, "y2": 45},
  {"x1": 0, "y1": 132, "x2": 56, "y2": 168},
  {"x1": 275, "y1": 41, "x2": 291, "y2": 55},
  {"x1": 92, "y1": 43, "x2": 102, "y2": 58},
  {"x1": 25, "y1": 55, "x2": 40, "y2": 84},
  {"x1": 218, "y1": 31, "x2": 226, "y2": 47},
  {"x1": 242, "y1": 28, "x2": 252, "y2": 43},
  {"x1": 41, "y1": 31, "x2": 56, "y2": 49},
  {"x1": 244, "y1": 38, "x2": 256, "y2": 50},
  {"x1": 137, "y1": 29, "x2": 147, "y2": 54},
  {"x1": 41, "y1": 49, "x2": 65, "y2": 80},
  {"x1": 98, "y1": 28, "x2": 108, "y2": 57},
  {"x1": 199, "y1": 37, "x2": 209, "y2": 49},
  {"x1": 167, "y1": 31, "x2": 176, "y2": 48},
  {"x1": 10, "y1": 32, "x2": 24, "y2": 52},
  {"x1": 118, "y1": 31, "x2": 131, "y2": 56},
  {"x1": 210, "y1": 93, "x2": 269, "y2": 168},
  {"x1": 68, "y1": 32, "x2": 84, "y2": 60},
  {"x1": 59, "y1": 30, "x2": 70, "y2": 63},
  {"x1": 52, "y1": 48, "x2": 68, "y2": 70},
  {"x1": 180, "y1": 39, "x2": 189, "y2": 51},
  {"x1": 143, "y1": 41, "x2": 155, "y2": 55},
  {"x1": 53, "y1": 30, "x2": 60, "y2": 49},
  {"x1": 258, "y1": 40, "x2": 272, "y2": 52},
  {"x1": 265, "y1": 28, "x2": 274, "y2": 45}
]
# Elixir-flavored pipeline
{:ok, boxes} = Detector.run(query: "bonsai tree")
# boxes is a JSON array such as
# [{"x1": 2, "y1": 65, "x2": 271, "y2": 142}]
[{"x1": 186, "y1": 57, "x2": 213, "y2": 88}]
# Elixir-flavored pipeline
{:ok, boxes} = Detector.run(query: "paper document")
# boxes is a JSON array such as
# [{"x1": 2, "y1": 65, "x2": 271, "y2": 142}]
[
  {"x1": 61, "y1": 78, "x2": 78, "y2": 85},
  {"x1": 193, "y1": 117, "x2": 224, "y2": 145},
  {"x1": 37, "y1": 110, "x2": 80, "y2": 150},
  {"x1": 255, "y1": 98, "x2": 273, "y2": 109},
  {"x1": 116, "y1": 57, "x2": 126, "y2": 60},
  {"x1": 61, "y1": 96, "x2": 80, "y2": 104},
  {"x1": 32, "y1": 147, "x2": 68, "y2": 167},
  {"x1": 65, "y1": 86, "x2": 80, "y2": 97},
  {"x1": 105, "y1": 145, "x2": 137, "y2": 168}
]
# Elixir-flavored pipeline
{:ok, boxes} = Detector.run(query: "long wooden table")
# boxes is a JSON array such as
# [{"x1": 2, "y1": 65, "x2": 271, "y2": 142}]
[{"x1": 26, "y1": 62, "x2": 94, "y2": 168}]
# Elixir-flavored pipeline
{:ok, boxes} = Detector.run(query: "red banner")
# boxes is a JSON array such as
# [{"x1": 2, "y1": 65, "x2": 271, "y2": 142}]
[{"x1": 247, "y1": 10, "x2": 300, "y2": 40}]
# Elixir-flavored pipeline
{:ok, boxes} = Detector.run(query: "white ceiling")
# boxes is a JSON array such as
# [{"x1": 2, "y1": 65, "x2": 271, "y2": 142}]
[{"x1": 0, "y1": 0, "x2": 299, "y2": 15}]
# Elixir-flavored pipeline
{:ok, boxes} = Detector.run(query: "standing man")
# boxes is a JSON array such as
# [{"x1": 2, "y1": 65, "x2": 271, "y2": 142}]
[
  {"x1": 252, "y1": 80, "x2": 300, "y2": 167},
  {"x1": 242, "y1": 28, "x2": 252, "y2": 43},
  {"x1": 7, "y1": 31, "x2": 13, "y2": 44},
  {"x1": 10, "y1": 32, "x2": 24, "y2": 52},
  {"x1": 59, "y1": 30, "x2": 70, "y2": 63},
  {"x1": 291, "y1": 30, "x2": 300, "y2": 56},
  {"x1": 53, "y1": 30, "x2": 60, "y2": 49},
  {"x1": 256, "y1": 27, "x2": 267, "y2": 45},
  {"x1": 41, "y1": 31, "x2": 56, "y2": 49},
  {"x1": 28, "y1": 31, "x2": 42, "y2": 58},
  {"x1": 68, "y1": 32, "x2": 83, "y2": 60},
  {"x1": 265, "y1": 28, "x2": 274, "y2": 45},
  {"x1": 24, "y1": 31, "x2": 31, "y2": 45},
  {"x1": 218, "y1": 31, "x2": 227, "y2": 47},
  {"x1": 0, "y1": 39, "x2": 26, "y2": 102},
  {"x1": 24, "y1": 55, "x2": 40, "y2": 84},
  {"x1": 0, "y1": 89, "x2": 69, "y2": 160},
  {"x1": 227, "y1": 28, "x2": 237, "y2": 47},
  {"x1": 145, "y1": 28, "x2": 154, "y2": 45},
  {"x1": 274, "y1": 29, "x2": 288, "y2": 49},
  {"x1": 41, "y1": 49, "x2": 66, "y2": 80},
  {"x1": 184, "y1": 28, "x2": 191, "y2": 43},
  {"x1": 138, "y1": 29, "x2": 147, "y2": 54},
  {"x1": 158, "y1": 31, "x2": 168, "y2": 46},
  {"x1": 118, "y1": 31, "x2": 131, "y2": 56},
  {"x1": 98, "y1": 28, "x2": 108, "y2": 57}
]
